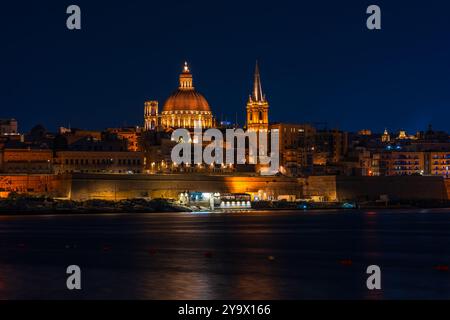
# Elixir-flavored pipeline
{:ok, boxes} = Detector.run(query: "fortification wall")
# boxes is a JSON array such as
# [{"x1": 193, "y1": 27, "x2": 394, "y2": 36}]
[
  {"x1": 302, "y1": 176, "x2": 337, "y2": 201},
  {"x1": 304, "y1": 175, "x2": 448, "y2": 202},
  {"x1": 335, "y1": 176, "x2": 447, "y2": 201},
  {"x1": 0, "y1": 174, "x2": 70, "y2": 198},
  {"x1": 2, "y1": 173, "x2": 447, "y2": 203},
  {"x1": 68, "y1": 173, "x2": 302, "y2": 201}
]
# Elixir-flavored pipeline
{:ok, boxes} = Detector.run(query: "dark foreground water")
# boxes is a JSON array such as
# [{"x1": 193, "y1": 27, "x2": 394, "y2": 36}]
[{"x1": 0, "y1": 209, "x2": 449, "y2": 299}]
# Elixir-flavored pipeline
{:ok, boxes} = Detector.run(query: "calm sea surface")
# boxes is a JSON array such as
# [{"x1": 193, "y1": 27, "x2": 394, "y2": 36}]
[{"x1": 0, "y1": 209, "x2": 449, "y2": 299}]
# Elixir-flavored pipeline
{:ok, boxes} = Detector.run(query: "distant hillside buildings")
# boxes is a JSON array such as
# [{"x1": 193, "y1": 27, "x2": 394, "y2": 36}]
[{"x1": 0, "y1": 119, "x2": 18, "y2": 135}]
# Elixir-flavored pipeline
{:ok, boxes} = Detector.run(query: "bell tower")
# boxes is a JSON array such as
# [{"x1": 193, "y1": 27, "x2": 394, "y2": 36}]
[
  {"x1": 144, "y1": 100, "x2": 159, "y2": 131},
  {"x1": 246, "y1": 61, "x2": 269, "y2": 132}
]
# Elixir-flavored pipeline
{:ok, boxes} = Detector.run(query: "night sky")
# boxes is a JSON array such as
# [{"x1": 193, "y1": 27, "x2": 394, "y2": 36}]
[{"x1": 1, "y1": 0, "x2": 450, "y2": 133}]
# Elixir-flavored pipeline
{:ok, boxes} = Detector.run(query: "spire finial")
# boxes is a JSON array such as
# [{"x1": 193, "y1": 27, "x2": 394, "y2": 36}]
[{"x1": 253, "y1": 60, "x2": 264, "y2": 102}]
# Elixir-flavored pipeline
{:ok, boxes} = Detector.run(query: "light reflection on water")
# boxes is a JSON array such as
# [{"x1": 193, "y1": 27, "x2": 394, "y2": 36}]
[{"x1": 0, "y1": 209, "x2": 449, "y2": 299}]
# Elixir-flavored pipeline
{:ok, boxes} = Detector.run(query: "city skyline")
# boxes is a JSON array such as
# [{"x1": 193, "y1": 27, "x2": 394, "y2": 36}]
[
  {"x1": 2, "y1": 1, "x2": 450, "y2": 133},
  {"x1": 1, "y1": 1, "x2": 450, "y2": 304}
]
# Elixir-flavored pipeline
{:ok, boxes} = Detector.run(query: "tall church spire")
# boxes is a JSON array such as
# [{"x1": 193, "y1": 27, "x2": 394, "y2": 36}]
[
  {"x1": 247, "y1": 60, "x2": 269, "y2": 131},
  {"x1": 252, "y1": 60, "x2": 265, "y2": 102}
]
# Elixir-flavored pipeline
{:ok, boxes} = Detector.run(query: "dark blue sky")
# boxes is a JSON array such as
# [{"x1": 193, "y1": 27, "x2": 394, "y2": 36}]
[{"x1": 1, "y1": 0, "x2": 450, "y2": 133}]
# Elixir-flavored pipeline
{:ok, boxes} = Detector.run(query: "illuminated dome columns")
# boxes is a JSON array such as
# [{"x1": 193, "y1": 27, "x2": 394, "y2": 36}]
[{"x1": 161, "y1": 110, "x2": 213, "y2": 129}]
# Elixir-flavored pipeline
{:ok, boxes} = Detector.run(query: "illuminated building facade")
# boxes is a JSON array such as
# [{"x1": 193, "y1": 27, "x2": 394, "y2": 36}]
[
  {"x1": 429, "y1": 152, "x2": 450, "y2": 177},
  {"x1": 381, "y1": 129, "x2": 390, "y2": 143},
  {"x1": 144, "y1": 101, "x2": 159, "y2": 131},
  {"x1": 397, "y1": 130, "x2": 417, "y2": 140},
  {"x1": 270, "y1": 123, "x2": 316, "y2": 176},
  {"x1": 0, "y1": 148, "x2": 53, "y2": 174},
  {"x1": 377, "y1": 151, "x2": 449, "y2": 177},
  {"x1": 358, "y1": 129, "x2": 372, "y2": 136},
  {"x1": 379, "y1": 151, "x2": 425, "y2": 176}
]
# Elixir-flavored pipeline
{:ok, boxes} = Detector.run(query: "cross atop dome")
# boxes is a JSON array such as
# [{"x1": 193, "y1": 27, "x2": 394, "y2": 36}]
[{"x1": 183, "y1": 61, "x2": 190, "y2": 73}]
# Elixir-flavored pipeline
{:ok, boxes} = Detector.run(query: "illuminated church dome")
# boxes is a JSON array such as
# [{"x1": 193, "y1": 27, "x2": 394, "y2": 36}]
[
  {"x1": 163, "y1": 90, "x2": 210, "y2": 112},
  {"x1": 161, "y1": 62, "x2": 213, "y2": 129}
]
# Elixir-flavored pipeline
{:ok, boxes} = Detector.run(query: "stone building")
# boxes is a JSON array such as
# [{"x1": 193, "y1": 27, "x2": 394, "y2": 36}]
[
  {"x1": 0, "y1": 148, "x2": 53, "y2": 174},
  {"x1": 53, "y1": 151, "x2": 144, "y2": 174}
]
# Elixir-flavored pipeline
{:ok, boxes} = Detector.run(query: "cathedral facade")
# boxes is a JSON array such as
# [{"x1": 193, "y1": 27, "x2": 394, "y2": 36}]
[{"x1": 142, "y1": 61, "x2": 275, "y2": 176}]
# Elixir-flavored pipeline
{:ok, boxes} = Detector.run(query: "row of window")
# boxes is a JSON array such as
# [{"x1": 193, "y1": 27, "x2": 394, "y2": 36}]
[
  {"x1": 71, "y1": 146, "x2": 126, "y2": 152},
  {"x1": 62, "y1": 170, "x2": 141, "y2": 174},
  {"x1": 393, "y1": 161, "x2": 420, "y2": 165},
  {"x1": 433, "y1": 166, "x2": 449, "y2": 170},
  {"x1": 433, "y1": 161, "x2": 450, "y2": 165},
  {"x1": 392, "y1": 167, "x2": 421, "y2": 171},
  {"x1": 391, "y1": 172, "x2": 448, "y2": 177},
  {"x1": 63, "y1": 158, "x2": 141, "y2": 165},
  {"x1": 390, "y1": 155, "x2": 420, "y2": 159},
  {"x1": 4, "y1": 167, "x2": 51, "y2": 172},
  {"x1": 391, "y1": 172, "x2": 421, "y2": 175},
  {"x1": 432, "y1": 155, "x2": 450, "y2": 159}
]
